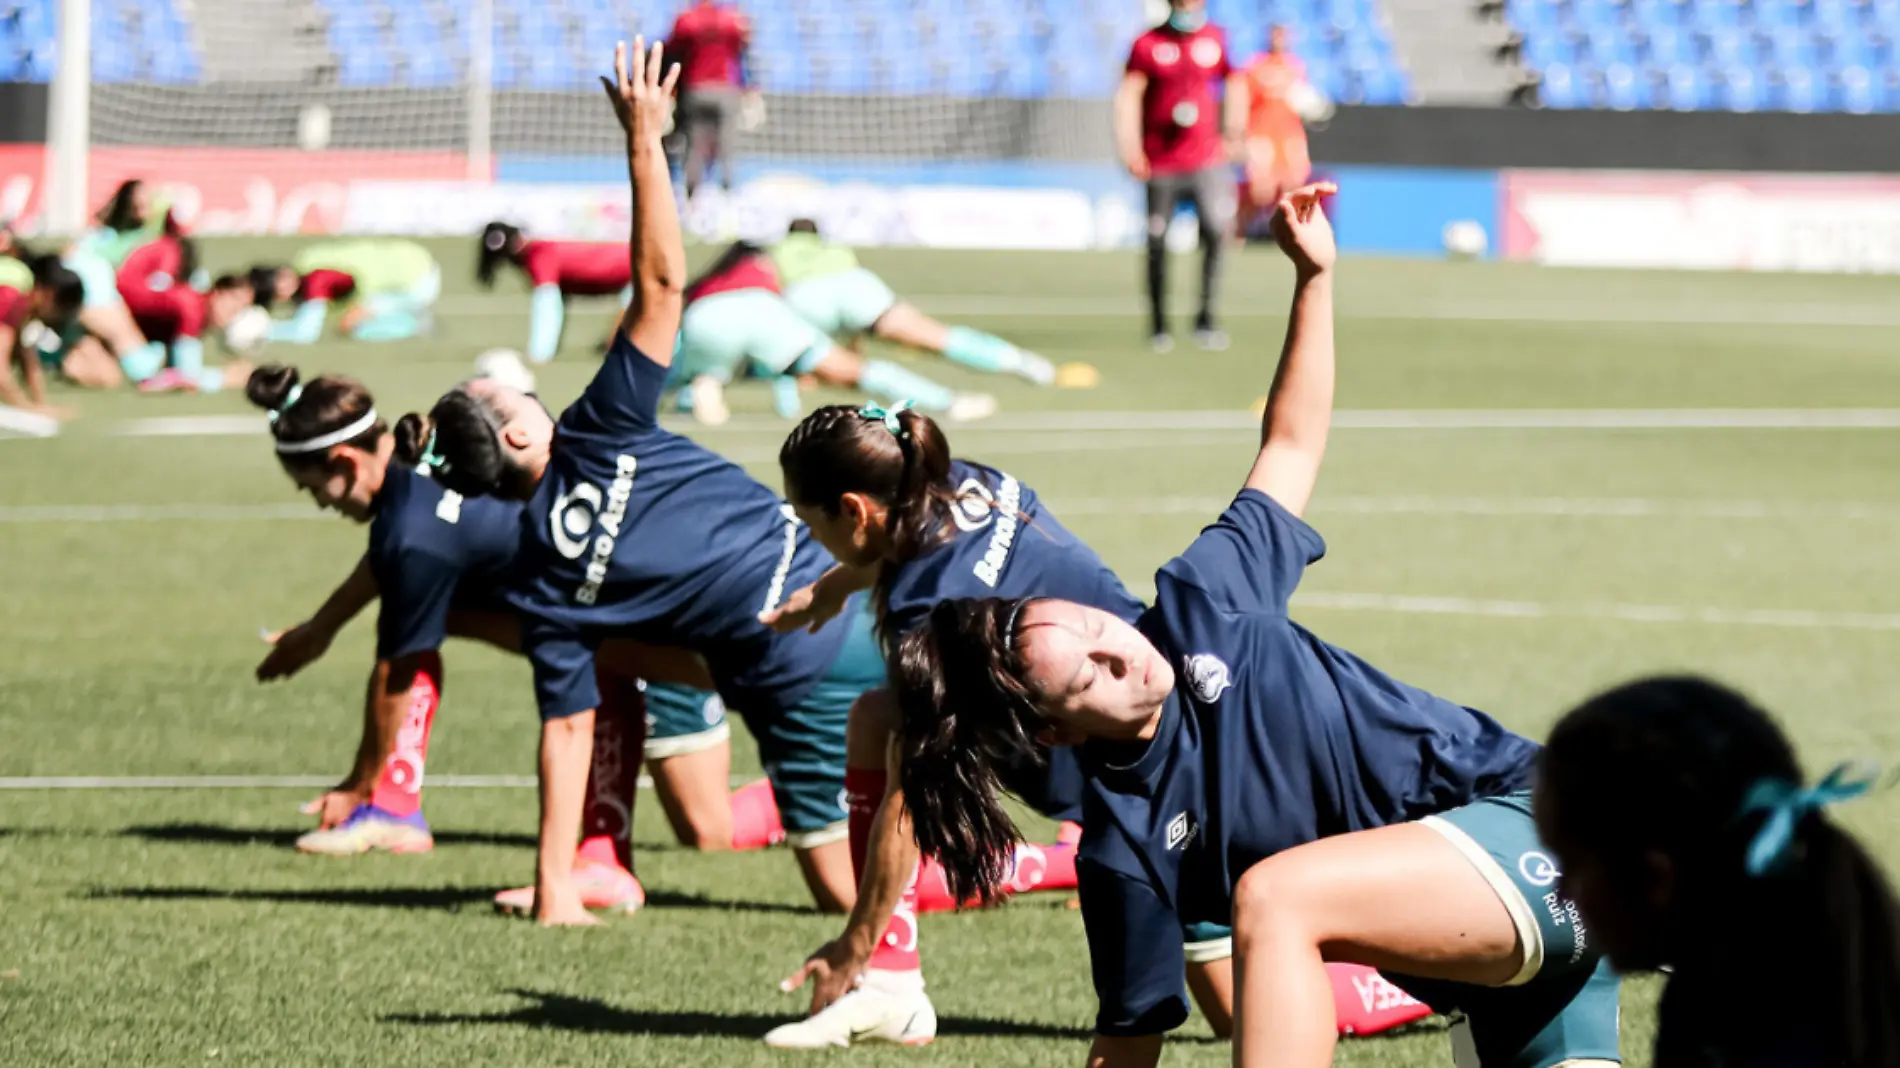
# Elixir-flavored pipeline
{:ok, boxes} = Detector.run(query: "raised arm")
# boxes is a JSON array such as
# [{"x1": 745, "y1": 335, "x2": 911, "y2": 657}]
[
  {"x1": 1244, "y1": 183, "x2": 1337, "y2": 518},
  {"x1": 257, "y1": 554, "x2": 379, "y2": 682},
  {"x1": 601, "y1": 38, "x2": 686, "y2": 364},
  {"x1": 1223, "y1": 71, "x2": 1249, "y2": 162},
  {"x1": 1114, "y1": 71, "x2": 1151, "y2": 181}
]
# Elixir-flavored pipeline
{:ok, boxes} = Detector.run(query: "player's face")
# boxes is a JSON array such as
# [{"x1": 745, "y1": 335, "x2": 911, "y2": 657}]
[
  {"x1": 273, "y1": 269, "x2": 300, "y2": 303},
  {"x1": 288, "y1": 448, "x2": 378, "y2": 523},
  {"x1": 207, "y1": 286, "x2": 252, "y2": 329},
  {"x1": 1014, "y1": 600, "x2": 1174, "y2": 744},
  {"x1": 1269, "y1": 25, "x2": 1289, "y2": 52},
  {"x1": 1534, "y1": 780, "x2": 1672, "y2": 971},
  {"x1": 791, "y1": 498, "x2": 880, "y2": 569},
  {"x1": 130, "y1": 182, "x2": 152, "y2": 223}
]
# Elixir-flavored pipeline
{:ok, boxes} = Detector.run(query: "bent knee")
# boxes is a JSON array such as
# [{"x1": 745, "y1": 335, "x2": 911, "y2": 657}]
[{"x1": 1233, "y1": 855, "x2": 1333, "y2": 944}]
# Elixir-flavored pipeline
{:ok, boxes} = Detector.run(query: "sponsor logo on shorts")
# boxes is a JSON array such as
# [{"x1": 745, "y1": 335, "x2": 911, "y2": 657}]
[
  {"x1": 1519, "y1": 850, "x2": 1560, "y2": 887},
  {"x1": 1184, "y1": 654, "x2": 1232, "y2": 703},
  {"x1": 1541, "y1": 890, "x2": 1591, "y2": 965}
]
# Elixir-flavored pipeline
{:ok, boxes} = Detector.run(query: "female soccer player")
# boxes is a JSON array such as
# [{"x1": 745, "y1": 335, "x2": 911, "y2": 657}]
[
  {"x1": 1537, "y1": 676, "x2": 1900, "y2": 1068},
  {"x1": 0, "y1": 252, "x2": 82, "y2": 415},
  {"x1": 116, "y1": 233, "x2": 254, "y2": 393},
  {"x1": 392, "y1": 39, "x2": 882, "y2": 924},
  {"x1": 672, "y1": 240, "x2": 996, "y2": 426},
  {"x1": 36, "y1": 179, "x2": 172, "y2": 390},
  {"x1": 475, "y1": 222, "x2": 632, "y2": 365},
  {"x1": 249, "y1": 239, "x2": 440, "y2": 344},
  {"x1": 884, "y1": 185, "x2": 1621, "y2": 1068},
  {"x1": 770, "y1": 220, "x2": 1060, "y2": 388},
  {"x1": 245, "y1": 364, "x2": 772, "y2": 910}
]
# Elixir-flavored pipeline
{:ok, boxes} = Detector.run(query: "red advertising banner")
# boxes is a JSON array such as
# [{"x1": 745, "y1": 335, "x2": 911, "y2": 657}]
[
  {"x1": 0, "y1": 146, "x2": 472, "y2": 234},
  {"x1": 1502, "y1": 169, "x2": 1900, "y2": 274}
]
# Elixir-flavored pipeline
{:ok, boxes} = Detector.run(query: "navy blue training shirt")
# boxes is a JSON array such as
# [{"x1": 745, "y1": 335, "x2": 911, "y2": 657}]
[
  {"x1": 508, "y1": 333, "x2": 848, "y2": 720},
  {"x1": 367, "y1": 464, "x2": 520, "y2": 661},
  {"x1": 1076, "y1": 489, "x2": 1541, "y2": 1036},
  {"x1": 880, "y1": 460, "x2": 1147, "y2": 821}
]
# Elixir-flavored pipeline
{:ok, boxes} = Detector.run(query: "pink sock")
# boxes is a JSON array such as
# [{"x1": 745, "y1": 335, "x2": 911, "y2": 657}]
[
  {"x1": 368, "y1": 652, "x2": 440, "y2": 818},
  {"x1": 729, "y1": 778, "x2": 786, "y2": 851},
  {"x1": 579, "y1": 671, "x2": 648, "y2": 872},
  {"x1": 846, "y1": 767, "x2": 920, "y2": 973}
]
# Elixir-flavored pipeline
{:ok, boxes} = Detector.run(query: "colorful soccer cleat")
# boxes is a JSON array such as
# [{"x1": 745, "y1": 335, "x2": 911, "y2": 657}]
[
  {"x1": 492, "y1": 860, "x2": 647, "y2": 917},
  {"x1": 295, "y1": 804, "x2": 435, "y2": 856}
]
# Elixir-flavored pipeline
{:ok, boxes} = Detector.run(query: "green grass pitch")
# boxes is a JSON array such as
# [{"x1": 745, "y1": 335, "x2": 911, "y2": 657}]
[{"x1": 4, "y1": 237, "x2": 1899, "y2": 1066}]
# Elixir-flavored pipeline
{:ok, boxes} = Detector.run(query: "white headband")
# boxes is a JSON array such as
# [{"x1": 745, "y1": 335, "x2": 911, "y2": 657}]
[{"x1": 275, "y1": 409, "x2": 379, "y2": 454}]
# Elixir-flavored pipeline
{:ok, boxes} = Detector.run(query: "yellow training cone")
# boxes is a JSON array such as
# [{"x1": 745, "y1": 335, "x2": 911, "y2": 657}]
[{"x1": 1054, "y1": 362, "x2": 1101, "y2": 389}]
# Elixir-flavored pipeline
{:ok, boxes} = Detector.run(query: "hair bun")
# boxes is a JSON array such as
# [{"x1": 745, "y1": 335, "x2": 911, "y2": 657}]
[
  {"x1": 244, "y1": 364, "x2": 301, "y2": 412},
  {"x1": 392, "y1": 412, "x2": 433, "y2": 467}
]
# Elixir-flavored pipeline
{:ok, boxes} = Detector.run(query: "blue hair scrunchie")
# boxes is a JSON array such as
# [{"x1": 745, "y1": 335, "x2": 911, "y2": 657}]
[
  {"x1": 267, "y1": 383, "x2": 304, "y2": 426},
  {"x1": 1738, "y1": 762, "x2": 1875, "y2": 877},
  {"x1": 418, "y1": 429, "x2": 451, "y2": 475},
  {"x1": 858, "y1": 399, "x2": 914, "y2": 437}
]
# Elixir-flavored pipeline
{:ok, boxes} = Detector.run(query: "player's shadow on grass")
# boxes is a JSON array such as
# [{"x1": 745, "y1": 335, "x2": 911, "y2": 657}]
[
  {"x1": 386, "y1": 989, "x2": 1093, "y2": 1040},
  {"x1": 88, "y1": 885, "x2": 499, "y2": 911},
  {"x1": 642, "y1": 889, "x2": 814, "y2": 915},
  {"x1": 121, "y1": 822, "x2": 539, "y2": 850}
]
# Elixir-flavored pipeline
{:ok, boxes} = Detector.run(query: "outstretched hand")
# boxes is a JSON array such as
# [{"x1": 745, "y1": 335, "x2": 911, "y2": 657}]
[
  {"x1": 1270, "y1": 181, "x2": 1339, "y2": 277},
  {"x1": 758, "y1": 581, "x2": 846, "y2": 635},
  {"x1": 780, "y1": 939, "x2": 867, "y2": 1016},
  {"x1": 600, "y1": 36, "x2": 681, "y2": 142}
]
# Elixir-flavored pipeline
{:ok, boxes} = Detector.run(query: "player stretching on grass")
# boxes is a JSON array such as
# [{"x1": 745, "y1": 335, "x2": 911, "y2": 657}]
[
  {"x1": 672, "y1": 240, "x2": 996, "y2": 427},
  {"x1": 885, "y1": 186, "x2": 1623, "y2": 1068},
  {"x1": 0, "y1": 253, "x2": 82, "y2": 416},
  {"x1": 246, "y1": 364, "x2": 781, "y2": 909},
  {"x1": 394, "y1": 39, "x2": 883, "y2": 923},
  {"x1": 248, "y1": 239, "x2": 441, "y2": 345},
  {"x1": 1537, "y1": 676, "x2": 1900, "y2": 1068},
  {"x1": 34, "y1": 180, "x2": 176, "y2": 390},
  {"x1": 475, "y1": 222, "x2": 631, "y2": 365},
  {"x1": 116, "y1": 232, "x2": 255, "y2": 393}
]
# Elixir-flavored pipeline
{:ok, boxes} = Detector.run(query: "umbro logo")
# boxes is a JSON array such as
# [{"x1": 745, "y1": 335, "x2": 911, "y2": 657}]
[{"x1": 1166, "y1": 811, "x2": 1197, "y2": 851}]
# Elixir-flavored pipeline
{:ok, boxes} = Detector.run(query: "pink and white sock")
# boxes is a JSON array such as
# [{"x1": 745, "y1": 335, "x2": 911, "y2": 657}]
[{"x1": 367, "y1": 652, "x2": 441, "y2": 818}]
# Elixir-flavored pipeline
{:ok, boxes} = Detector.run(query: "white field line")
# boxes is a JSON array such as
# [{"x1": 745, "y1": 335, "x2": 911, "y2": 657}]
[
  {"x1": 431, "y1": 294, "x2": 1900, "y2": 328},
  {"x1": 1296, "y1": 592, "x2": 1900, "y2": 632},
  {"x1": 10, "y1": 494, "x2": 1900, "y2": 525},
  {"x1": 0, "y1": 773, "x2": 766, "y2": 791}
]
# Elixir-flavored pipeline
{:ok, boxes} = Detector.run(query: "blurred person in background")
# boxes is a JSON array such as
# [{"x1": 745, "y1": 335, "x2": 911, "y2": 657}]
[
  {"x1": 1117, "y1": 0, "x2": 1246, "y2": 354},
  {"x1": 115, "y1": 232, "x2": 255, "y2": 394},
  {"x1": 0, "y1": 251, "x2": 82, "y2": 416},
  {"x1": 1537, "y1": 676, "x2": 1900, "y2": 1068},
  {"x1": 667, "y1": 0, "x2": 760, "y2": 200},
  {"x1": 248, "y1": 239, "x2": 441, "y2": 344},
  {"x1": 476, "y1": 222, "x2": 632, "y2": 364},
  {"x1": 1240, "y1": 26, "x2": 1315, "y2": 224}
]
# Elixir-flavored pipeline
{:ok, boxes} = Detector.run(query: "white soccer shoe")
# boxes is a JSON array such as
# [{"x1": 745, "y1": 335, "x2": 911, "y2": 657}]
[
  {"x1": 689, "y1": 375, "x2": 730, "y2": 427},
  {"x1": 762, "y1": 971, "x2": 938, "y2": 1050},
  {"x1": 946, "y1": 392, "x2": 998, "y2": 423},
  {"x1": 1016, "y1": 351, "x2": 1057, "y2": 386}
]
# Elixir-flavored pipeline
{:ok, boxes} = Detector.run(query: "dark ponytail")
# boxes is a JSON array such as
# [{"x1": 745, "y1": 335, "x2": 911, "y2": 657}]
[
  {"x1": 249, "y1": 265, "x2": 284, "y2": 309},
  {"x1": 392, "y1": 388, "x2": 514, "y2": 498},
  {"x1": 27, "y1": 255, "x2": 82, "y2": 319},
  {"x1": 892, "y1": 597, "x2": 1049, "y2": 905},
  {"x1": 1542, "y1": 676, "x2": 1900, "y2": 1068},
  {"x1": 96, "y1": 179, "x2": 143, "y2": 231},
  {"x1": 684, "y1": 240, "x2": 766, "y2": 300},
  {"x1": 245, "y1": 363, "x2": 386, "y2": 468},
  {"x1": 780, "y1": 404, "x2": 959, "y2": 650},
  {"x1": 476, "y1": 221, "x2": 523, "y2": 288}
]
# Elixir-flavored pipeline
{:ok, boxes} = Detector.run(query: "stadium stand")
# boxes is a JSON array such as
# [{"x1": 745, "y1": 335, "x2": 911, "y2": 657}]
[
  {"x1": 0, "y1": 0, "x2": 1411, "y2": 105},
  {"x1": 1488, "y1": 0, "x2": 1900, "y2": 112}
]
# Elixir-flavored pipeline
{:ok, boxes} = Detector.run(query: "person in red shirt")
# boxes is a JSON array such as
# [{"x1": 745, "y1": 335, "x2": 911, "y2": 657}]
[
  {"x1": 667, "y1": 0, "x2": 759, "y2": 198},
  {"x1": 0, "y1": 253, "x2": 82, "y2": 416},
  {"x1": 1116, "y1": 0, "x2": 1247, "y2": 353},
  {"x1": 1240, "y1": 26, "x2": 1315, "y2": 223},
  {"x1": 476, "y1": 221, "x2": 633, "y2": 363},
  {"x1": 115, "y1": 234, "x2": 255, "y2": 393}
]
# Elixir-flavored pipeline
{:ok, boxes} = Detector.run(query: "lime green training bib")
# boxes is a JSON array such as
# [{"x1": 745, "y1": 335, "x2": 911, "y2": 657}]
[
  {"x1": 767, "y1": 233, "x2": 859, "y2": 287},
  {"x1": 0, "y1": 255, "x2": 33, "y2": 296},
  {"x1": 293, "y1": 240, "x2": 436, "y2": 297}
]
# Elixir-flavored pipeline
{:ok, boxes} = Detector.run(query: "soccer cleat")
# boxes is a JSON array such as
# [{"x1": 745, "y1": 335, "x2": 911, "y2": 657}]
[
  {"x1": 762, "y1": 973, "x2": 937, "y2": 1049},
  {"x1": 1149, "y1": 332, "x2": 1176, "y2": 354},
  {"x1": 771, "y1": 375, "x2": 804, "y2": 419},
  {"x1": 945, "y1": 393, "x2": 998, "y2": 423},
  {"x1": 492, "y1": 860, "x2": 647, "y2": 917},
  {"x1": 295, "y1": 804, "x2": 434, "y2": 856},
  {"x1": 689, "y1": 375, "x2": 730, "y2": 426},
  {"x1": 1016, "y1": 351, "x2": 1057, "y2": 386},
  {"x1": 1194, "y1": 327, "x2": 1232, "y2": 352},
  {"x1": 136, "y1": 368, "x2": 197, "y2": 394}
]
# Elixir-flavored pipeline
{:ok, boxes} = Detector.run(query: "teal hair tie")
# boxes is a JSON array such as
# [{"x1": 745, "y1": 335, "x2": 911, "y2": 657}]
[
  {"x1": 418, "y1": 429, "x2": 452, "y2": 474},
  {"x1": 1739, "y1": 762, "x2": 1875, "y2": 877},
  {"x1": 858, "y1": 399, "x2": 914, "y2": 437},
  {"x1": 268, "y1": 383, "x2": 305, "y2": 426}
]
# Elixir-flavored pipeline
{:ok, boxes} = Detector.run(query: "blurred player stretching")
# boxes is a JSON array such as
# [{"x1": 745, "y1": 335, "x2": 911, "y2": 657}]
[
  {"x1": 1116, "y1": 0, "x2": 1246, "y2": 353},
  {"x1": 1241, "y1": 26, "x2": 1314, "y2": 216},
  {"x1": 667, "y1": 0, "x2": 757, "y2": 198}
]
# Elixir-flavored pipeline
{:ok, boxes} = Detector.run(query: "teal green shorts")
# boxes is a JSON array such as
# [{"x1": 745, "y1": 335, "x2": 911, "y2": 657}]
[
  {"x1": 783, "y1": 267, "x2": 898, "y2": 337},
  {"x1": 641, "y1": 681, "x2": 728, "y2": 759},
  {"x1": 1394, "y1": 793, "x2": 1621, "y2": 1068},
  {"x1": 738, "y1": 593, "x2": 884, "y2": 846},
  {"x1": 678, "y1": 289, "x2": 831, "y2": 382},
  {"x1": 65, "y1": 250, "x2": 122, "y2": 310}
]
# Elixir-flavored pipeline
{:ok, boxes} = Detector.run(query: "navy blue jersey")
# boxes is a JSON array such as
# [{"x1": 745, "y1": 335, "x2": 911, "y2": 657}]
[
  {"x1": 367, "y1": 464, "x2": 520, "y2": 660},
  {"x1": 1077, "y1": 490, "x2": 1541, "y2": 1036},
  {"x1": 508, "y1": 333, "x2": 848, "y2": 720},
  {"x1": 880, "y1": 460, "x2": 1144, "y2": 821}
]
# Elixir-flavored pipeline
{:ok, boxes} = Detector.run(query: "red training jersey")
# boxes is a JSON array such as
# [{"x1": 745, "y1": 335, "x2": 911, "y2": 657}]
[
  {"x1": 299, "y1": 269, "x2": 357, "y2": 303},
  {"x1": 1126, "y1": 23, "x2": 1234, "y2": 175},
  {"x1": 670, "y1": 2, "x2": 750, "y2": 89},
  {"x1": 520, "y1": 240, "x2": 632, "y2": 297},
  {"x1": 1244, "y1": 53, "x2": 1308, "y2": 142},
  {"x1": 0, "y1": 285, "x2": 28, "y2": 330},
  {"x1": 117, "y1": 236, "x2": 206, "y2": 341},
  {"x1": 685, "y1": 250, "x2": 779, "y2": 303}
]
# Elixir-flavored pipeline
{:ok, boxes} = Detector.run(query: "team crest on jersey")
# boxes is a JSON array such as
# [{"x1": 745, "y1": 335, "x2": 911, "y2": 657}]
[
  {"x1": 1166, "y1": 811, "x2": 1197, "y2": 850},
  {"x1": 1184, "y1": 653, "x2": 1232, "y2": 703},
  {"x1": 549, "y1": 482, "x2": 604, "y2": 559},
  {"x1": 1153, "y1": 41, "x2": 1181, "y2": 66},
  {"x1": 951, "y1": 477, "x2": 996, "y2": 533},
  {"x1": 1191, "y1": 37, "x2": 1223, "y2": 68}
]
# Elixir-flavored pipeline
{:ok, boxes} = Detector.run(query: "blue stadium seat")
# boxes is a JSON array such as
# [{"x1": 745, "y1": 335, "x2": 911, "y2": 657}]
[
  {"x1": 1703, "y1": 26, "x2": 1753, "y2": 66},
  {"x1": 526, "y1": 49, "x2": 577, "y2": 90},
  {"x1": 1873, "y1": 0, "x2": 1900, "y2": 27},
  {"x1": 149, "y1": 42, "x2": 199, "y2": 82},
  {"x1": 1602, "y1": 61, "x2": 1646, "y2": 107},
  {"x1": 1764, "y1": 27, "x2": 1818, "y2": 67},
  {"x1": 1628, "y1": 0, "x2": 1677, "y2": 28},
  {"x1": 1660, "y1": 62, "x2": 1712, "y2": 108},
  {"x1": 1643, "y1": 25, "x2": 1690, "y2": 64},
  {"x1": 1837, "y1": 65, "x2": 1879, "y2": 110},
  {"x1": 1689, "y1": 0, "x2": 1741, "y2": 28},
  {"x1": 1720, "y1": 63, "x2": 1762, "y2": 108},
  {"x1": 1539, "y1": 61, "x2": 1588, "y2": 106},
  {"x1": 337, "y1": 48, "x2": 393, "y2": 85},
  {"x1": 1584, "y1": 24, "x2": 1637, "y2": 64},
  {"x1": 1809, "y1": 0, "x2": 1859, "y2": 34},
  {"x1": 1355, "y1": 64, "x2": 1406, "y2": 103},
  {"x1": 1752, "y1": 0, "x2": 1801, "y2": 32},
  {"x1": 1523, "y1": 31, "x2": 1578, "y2": 67},
  {"x1": 1571, "y1": 0, "x2": 1623, "y2": 29},
  {"x1": 1828, "y1": 31, "x2": 1878, "y2": 70},
  {"x1": 406, "y1": 49, "x2": 458, "y2": 86}
]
